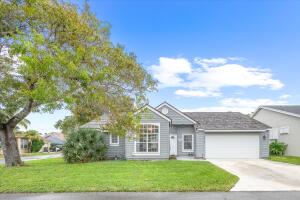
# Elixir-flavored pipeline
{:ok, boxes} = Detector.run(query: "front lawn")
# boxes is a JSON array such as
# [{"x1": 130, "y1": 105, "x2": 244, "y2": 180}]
[
  {"x1": 0, "y1": 158, "x2": 238, "y2": 192},
  {"x1": 0, "y1": 152, "x2": 60, "y2": 159},
  {"x1": 269, "y1": 156, "x2": 300, "y2": 165}
]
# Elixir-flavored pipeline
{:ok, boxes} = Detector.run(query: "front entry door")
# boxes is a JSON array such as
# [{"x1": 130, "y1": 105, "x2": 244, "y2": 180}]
[{"x1": 170, "y1": 134, "x2": 177, "y2": 156}]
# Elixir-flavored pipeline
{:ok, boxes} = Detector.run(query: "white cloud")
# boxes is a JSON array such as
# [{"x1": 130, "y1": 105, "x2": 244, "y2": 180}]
[
  {"x1": 149, "y1": 57, "x2": 284, "y2": 97},
  {"x1": 220, "y1": 98, "x2": 287, "y2": 108},
  {"x1": 149, "y1": 57, "x2": 191, "y2": 88},
  {"x1": 174, "y1": 89, "x2": 221, "y2": 97},
  {"x1": 279, "y1": 94, "x2": 292, "y2": 100},
  {"x1": 182, "y1": 106, "x2": 255, "y2": 114},
  {"x1": 181, "y1": 97, "x2": 288, "y2": 114},
  {"x1": 194, "y1": 57, "x2": 228, "y2": 68},
  {"x1": 188, "y1": 64, "x2": 284, "y2": 90}
]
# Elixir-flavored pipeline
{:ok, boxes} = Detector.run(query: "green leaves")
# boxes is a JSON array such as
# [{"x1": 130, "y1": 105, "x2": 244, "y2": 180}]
[
  {"x1": 270, "y1": 141, "x2": 288, "y2": 156},
  {"x1": 63, "y1": 129, "x2": 107, "y2": 163},
  {"x1": 0, "y1": 0, "x2": 155, "y2": 138}
]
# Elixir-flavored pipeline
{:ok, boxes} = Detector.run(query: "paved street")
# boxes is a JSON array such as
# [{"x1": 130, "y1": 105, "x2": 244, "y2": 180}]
[
  {"x1": 209, "y1": 159, "x2": 300, "y2": 191},
  {"x1": 0, "y1": 154, "x2": 62, "y2": 164},
  {"x1": 1, "y1": 192, "x2": 300, "y2": 200}
]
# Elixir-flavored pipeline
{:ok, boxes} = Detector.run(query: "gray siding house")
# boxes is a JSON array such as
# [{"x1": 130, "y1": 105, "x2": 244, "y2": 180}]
[
  {"x1": 82, "y1": 102, "x2": 270, "y2": 159},
  {"x1": 252, "y1": 105, "x2": 300, "y2": 156}
]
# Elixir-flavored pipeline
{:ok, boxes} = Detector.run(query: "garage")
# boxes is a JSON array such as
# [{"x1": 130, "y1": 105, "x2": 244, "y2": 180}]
[{"x1": 205, "y1": 133, "x2": 260, "y2": 159}]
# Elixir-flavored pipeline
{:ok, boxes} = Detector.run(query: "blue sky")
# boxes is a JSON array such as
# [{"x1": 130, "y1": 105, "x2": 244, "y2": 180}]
[{"x1": 27, "y1": 0, "x2": 300, "y2": 133}]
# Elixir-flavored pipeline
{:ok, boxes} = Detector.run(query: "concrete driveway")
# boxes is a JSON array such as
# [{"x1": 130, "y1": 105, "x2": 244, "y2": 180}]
[{"x1": 209, "y1": 159, "x2": 300, "y2": 191}]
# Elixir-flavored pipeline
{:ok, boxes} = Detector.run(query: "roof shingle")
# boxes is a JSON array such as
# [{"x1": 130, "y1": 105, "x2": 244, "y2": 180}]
[{"x1": 184, "y1": 112, "x2": 270, "y2": 130}]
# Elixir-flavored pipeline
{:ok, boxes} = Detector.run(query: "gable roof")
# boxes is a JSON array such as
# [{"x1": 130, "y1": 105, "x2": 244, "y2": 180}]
[
  {"x1": 81, "y1": 114, "x2": 110, "y2": 129},
  {"x1": 156, "y1": 101, "x2": 197, "y2": 124},
  {"x1": 81, "y1": 105, "x2": 172, "y2": 129},
  {"x1": 184, "y1": 112, "x2": 270, "y2": 130},
  {"x1": 43, "y1": 132, "x2": 65, "y2": 145},
  {"x1": 252, "y1": 105, "x2": 300, "y2": 119},
  {"x1": 136, "y1": 104, "x2": 172, "y2": 122}
]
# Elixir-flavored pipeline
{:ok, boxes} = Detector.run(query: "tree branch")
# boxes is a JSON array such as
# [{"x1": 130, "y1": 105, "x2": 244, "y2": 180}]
[{"x1": 7, "y1": 99, "x2": 38, "y2": 128}]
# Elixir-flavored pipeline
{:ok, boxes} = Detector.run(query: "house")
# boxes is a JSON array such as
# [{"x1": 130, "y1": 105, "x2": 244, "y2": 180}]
[
  {"x1": 82, "y1": 102, "x2": 270, "y2": 159},
  {"x1": 0, "y1": 134, "x2": 30, "y2": 154},
  {"x1": 40, "y1": 132, "x2": 65, "y2": 152},
  {"x1": 16, "y1": 134, "x2": 30, "y2": 154},
  {"x1": 252, "y1": 105, "x2": 300, "y2": 156}
]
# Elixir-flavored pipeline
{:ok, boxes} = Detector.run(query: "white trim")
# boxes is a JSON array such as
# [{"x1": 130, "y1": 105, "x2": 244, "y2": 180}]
[
  {"x1": 182, "y1": 133, "x2": 194, "y2": 153},
  {"x1": 156, "y1": 102, "x2": 197, "y2": 124},
  {"x1": 133, "y1": 123, "x2": 160, "y2": 155},
  {"x1": 109, "y1": 134, "x2": 119, "y2": 146},
  {"x1": 279, "y1": 126, "x2": 290, "y2": 134},
  {"x1": 252, "y1": 106, "x2": 300, "y2": 119},
  {"x1": 136, "y1": 105, "x2": 171, "y2": 122},
  {"x1": 205, "y1": 129, "x2": 268, "y2": 133}
]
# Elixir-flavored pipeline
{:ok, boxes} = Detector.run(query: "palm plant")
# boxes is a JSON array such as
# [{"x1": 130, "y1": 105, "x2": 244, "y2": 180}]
[
  {"x1": 270, "y1": 140, "x2": 288, "y2": 156},
  {"x1": 24, "y1": 130, "x2": 42, "y2": 152},
  {"x1": 63, "y1": 129, "x2": 107, "y2": 163}
]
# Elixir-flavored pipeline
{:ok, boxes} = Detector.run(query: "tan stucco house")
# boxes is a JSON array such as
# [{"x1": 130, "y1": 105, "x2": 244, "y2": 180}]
[
  {"x1": 0, "y1": 134, "x2": 29, "y2": 155},
  {"x1": 252, "y1": 105, "x2": 300, "y2": 156}
]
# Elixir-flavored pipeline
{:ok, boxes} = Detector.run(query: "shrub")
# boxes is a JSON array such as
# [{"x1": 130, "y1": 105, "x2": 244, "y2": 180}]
[
  {"x1": 63, "y1": 129, "x2": 107, "y2": 163},
  {"x1": 31, "y1": 139, "x2": 44, "y2": 152},
  {"x1": 270, "y1": 140, "x2": 288, "y2": 156}
]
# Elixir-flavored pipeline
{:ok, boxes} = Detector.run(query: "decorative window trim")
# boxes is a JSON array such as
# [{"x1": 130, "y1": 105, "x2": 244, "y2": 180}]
[
  {"x1": 182, "y1": 134, "x2": 194, "y2": 153},
  {"x1": 110, "y1": 134, "x2": 119, "y2": 146},
  {"x1": 133, "y1": 123, "x2": 160, "y2": 155},
  {"x1": 279, "y1": 126, "x2": 289, "y2": 135}
]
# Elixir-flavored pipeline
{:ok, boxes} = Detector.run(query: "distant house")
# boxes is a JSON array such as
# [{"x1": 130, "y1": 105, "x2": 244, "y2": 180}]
[
  {"x1": 0, "y1": 133, "x2": 30, "y2": 154},
  {"x1": 252, "y1": 105, "x2": 300, "y2": 156},
  {"x1": 82, "y1": 101, "x2": 270, "y2": 160},
  {"x1": 16, "y1": 134, "x2": 30, "y2": 154},
  {"x1": 41, "y1": 132, "x2": 65, "y2": 152}
]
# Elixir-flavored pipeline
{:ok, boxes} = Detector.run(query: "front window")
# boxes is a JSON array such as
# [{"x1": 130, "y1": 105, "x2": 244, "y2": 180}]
[
  {"x1": 20, "y1": 138, "x2": 28, "y2": 149},
  {"x1": 136, "y1": 124, "x2": 159, "y2": 153},
  {"x1": 110, "y1": 134, "x2": 119, "y2": 146},
  {"x1": 183, "y1": 134, "x2": 193, "y2": 152}
]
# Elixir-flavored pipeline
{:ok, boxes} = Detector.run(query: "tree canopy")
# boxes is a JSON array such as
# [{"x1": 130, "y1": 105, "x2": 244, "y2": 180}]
[
  {"x1": 0, "y1": 0, "x2": 155, "y2": 166},
  {"x1": 0, "y1": 0, "x2": 155, "y2": 132}
]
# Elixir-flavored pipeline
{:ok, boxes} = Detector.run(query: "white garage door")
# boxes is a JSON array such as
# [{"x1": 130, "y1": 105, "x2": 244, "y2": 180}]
[{"x1": 205, "y1": 133, "x2": 260, "y2": 159}]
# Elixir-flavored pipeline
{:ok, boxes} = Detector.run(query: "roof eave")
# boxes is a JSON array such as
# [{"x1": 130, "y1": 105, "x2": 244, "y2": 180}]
[
  {"x1": 136, "y1": 104, "x2": 172, "y2": 122},
  {"x1": 252, "y1": 106, "x2": 300, "y2": 119},
  {"x1": 204, "y1": 129, "x2": 269, "y2": 132},
  {"x1": 156, "y1": 102, "x2": 197, "y2": 124}
]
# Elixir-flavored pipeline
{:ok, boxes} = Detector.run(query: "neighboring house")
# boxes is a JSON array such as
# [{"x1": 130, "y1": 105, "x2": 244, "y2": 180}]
[
  {"x1": 252, "y1": 105, "x2": 300, "y2": 156},
  {"x1": 82, "y1": 102, "x2": 270, "y2": 159},
  {"x1": 41, "y1": 132, "x2": 65, "y2": 152},
  {"x1": 16, "y1": 134, "x2": 30, "y2": 154},
  {"x1": 0, "y1": 134, "x2": 30, "y2": 154}
]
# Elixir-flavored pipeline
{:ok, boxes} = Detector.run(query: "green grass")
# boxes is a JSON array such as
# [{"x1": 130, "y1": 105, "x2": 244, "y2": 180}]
[
  {"x1": 0, "y1": 158, "x2": 238, "y2": 193},
  {"x1": 269, "y1": 156, "x2": 300, "y2": 165},
  {"x1": 0, "y1": 152, "x2": 60, "y2": 159}
]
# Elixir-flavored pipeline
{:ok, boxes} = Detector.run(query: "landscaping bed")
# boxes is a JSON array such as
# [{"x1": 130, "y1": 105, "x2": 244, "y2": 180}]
[{"x1": 0, "y1": 158, "x2": 238, "y2": 192}]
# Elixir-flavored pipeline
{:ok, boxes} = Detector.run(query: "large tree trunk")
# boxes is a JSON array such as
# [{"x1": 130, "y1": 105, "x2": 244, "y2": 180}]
[
  {"x1": 0, "y1": 99, "x2": 36, "y2": 167},
  {"x1": 0, "y1": 124, "x2": 23, "y2": 167}
]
